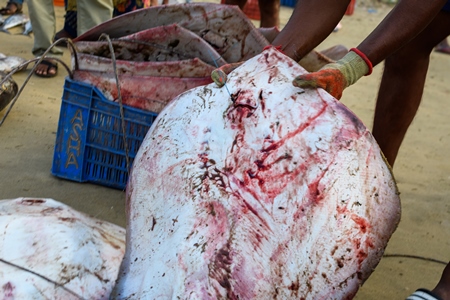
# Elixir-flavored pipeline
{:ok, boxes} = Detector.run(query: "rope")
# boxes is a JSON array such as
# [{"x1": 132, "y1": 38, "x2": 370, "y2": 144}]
[
  {"x1": 99, "y1": 34, "x2": 131, "y2": 177},
  {"x1": 0, "y1": 38, "x2": 76, "y2": 126},
  {"x1": 0, "y1": 258, "x2": 85, "y2": 299},
  {"x1": 383, "y1": 254, "x2": 448, "y2": 265}
]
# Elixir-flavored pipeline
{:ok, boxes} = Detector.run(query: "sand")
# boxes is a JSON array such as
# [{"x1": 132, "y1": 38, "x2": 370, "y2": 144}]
[{"x1": 0, "y1": 1, "x2": 449, "y2": 299}]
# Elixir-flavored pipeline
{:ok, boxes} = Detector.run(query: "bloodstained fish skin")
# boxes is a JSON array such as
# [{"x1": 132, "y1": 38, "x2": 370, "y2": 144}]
[
  {"x1": 0, "y1": 198, "x2": 125, "y2": 300},
  {"x1": 112, "y1": 47, "x2": 401, "y2": 299}
]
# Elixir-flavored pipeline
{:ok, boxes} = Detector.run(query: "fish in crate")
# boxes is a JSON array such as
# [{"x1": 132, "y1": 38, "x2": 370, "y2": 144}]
[{"x1": 70, "y1": 3, "x2": 340, "y2": 114}]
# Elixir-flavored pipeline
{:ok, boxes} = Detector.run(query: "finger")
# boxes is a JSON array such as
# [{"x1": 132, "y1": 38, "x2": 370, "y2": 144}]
[
  {"x1": 292, "y1": 74, "x2": 320, "y2": 89},
  {"x1": 211, "y1": 69, "x2": 228, "y2": 87},
  {"x1": 211, "y1": 62, "x2": 244, "y2": 87}
]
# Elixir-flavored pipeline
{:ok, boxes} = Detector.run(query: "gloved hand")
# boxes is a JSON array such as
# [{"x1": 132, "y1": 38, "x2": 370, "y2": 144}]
[
  {"x1": 211, "y1": 62, "x2": 244, "y2": 87},
  {"x1": 292, "y1": 48, "x2": 373, "y2": 99}
]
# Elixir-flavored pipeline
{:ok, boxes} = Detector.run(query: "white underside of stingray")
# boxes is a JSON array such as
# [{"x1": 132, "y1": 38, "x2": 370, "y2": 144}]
[
  {"x1": 112, "y1": 47, "x2": 401, "y2": 299},
  {"x1": 0, "y1": 198, "x2": 125, "y2": 300}
]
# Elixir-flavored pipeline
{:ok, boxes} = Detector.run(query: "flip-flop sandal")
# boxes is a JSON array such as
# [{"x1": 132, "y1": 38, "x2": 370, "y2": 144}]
[
  {"x1": 34, "y1": 60, "x2": 58, "y2": 78},
  {"x1": 0, "y1": 2, "x2": 23, "y2": 15},
  {"x1": 406, "y1": 289, "x2": 443, "y2": 300}
]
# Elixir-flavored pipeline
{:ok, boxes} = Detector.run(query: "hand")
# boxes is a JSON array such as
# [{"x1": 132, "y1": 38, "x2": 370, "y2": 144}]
[
  {"x1": 293, "y1": 68, "x2": 347, "y2": 99},
  {"x1": 211, "y1": 62, "x2": 244, "y2": 87},
  {"x1": 293, "y1": 48, "x2": 372, "y2": 100}
]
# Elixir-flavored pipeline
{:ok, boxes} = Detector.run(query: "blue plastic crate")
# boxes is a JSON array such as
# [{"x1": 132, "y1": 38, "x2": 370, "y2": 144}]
[
  {"x1": 52, "y1": 77, "x2": 158, "y2": 189},
  {"x1": 280, "y1": 0, "x2": 296, "y2": 7}
]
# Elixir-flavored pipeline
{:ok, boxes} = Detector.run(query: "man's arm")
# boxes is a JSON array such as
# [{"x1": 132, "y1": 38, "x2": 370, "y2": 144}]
[
  {"x1": 272, "y1": 0, "x2": 350, "y2": 61},
  {"x1": 288, "y1": 0, "x2": 448, "y2": 99},
  {"x1": 358, "y1": 0, "x2": 447, "y2": 66},
  {"x1": 275, "y1": 0, "x2": 447, "y2": 66}
]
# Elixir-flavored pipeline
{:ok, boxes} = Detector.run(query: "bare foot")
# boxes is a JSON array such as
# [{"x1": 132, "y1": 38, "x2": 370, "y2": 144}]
[{"x1": 34, "y1": 60, "x2": 58, "y2": 78}]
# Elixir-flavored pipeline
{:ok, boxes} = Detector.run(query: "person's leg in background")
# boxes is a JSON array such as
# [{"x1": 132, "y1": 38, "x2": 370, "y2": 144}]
[
  {"x1": 56, "y1": 0, "x2": 78, "y2": 40},
  {"x1": 258, "y1": 0, "x2": 280, "y2": 28},
  {"x1": 56, "y1": 0, "x2": 150, "y2": 42},
  {"x1": 224, "y1": 0, "x2": 279, "y2": 28},
  {"x1": 76, "y1": 0, "x2": 113, "y2": 36},
  {"x1": 114, "y1": 0, "x2": 151, "y2": 16},
  {"x1": 372, "y1": 11, "x2": 450, "y2": 166},
  {"x1": 223, "y1": 0, "x2": 247, "y2": 13},
  {"x1": 26, "y1": 0, "x2": 63, "y2": 77}
]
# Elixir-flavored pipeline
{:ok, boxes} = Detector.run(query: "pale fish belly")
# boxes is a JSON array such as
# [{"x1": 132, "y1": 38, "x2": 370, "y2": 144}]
[
  {"x1": 113, "y1": 47, "x2": 401, "y2": 299},
  {"x1": 0, "y1": 198, "x2": 125, "y2": 300}
]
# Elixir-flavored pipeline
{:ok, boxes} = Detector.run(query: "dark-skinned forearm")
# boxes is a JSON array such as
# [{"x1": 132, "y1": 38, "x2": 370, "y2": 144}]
[
  {"x1": 357, "y1": 0, "x2": 447, "y2": 66},
  {"x1": 273, "y1": 0, "x2": 350, "y2": 61}
]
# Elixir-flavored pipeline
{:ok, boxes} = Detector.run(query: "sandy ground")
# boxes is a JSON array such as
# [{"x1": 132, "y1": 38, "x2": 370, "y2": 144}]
[{"x1": 0, "y1": 1, "x2": 449, "y2": 299}]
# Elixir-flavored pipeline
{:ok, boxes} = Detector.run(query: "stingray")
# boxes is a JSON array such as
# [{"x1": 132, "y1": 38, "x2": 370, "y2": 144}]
[{"x1": 112, "y1": 47, "x2": 401, "y2": 299}]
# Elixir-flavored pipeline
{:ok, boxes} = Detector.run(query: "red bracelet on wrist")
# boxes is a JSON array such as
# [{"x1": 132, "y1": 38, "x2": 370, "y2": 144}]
[{"x1": 350, "y1": 48, "x2": 373, "y2": 76}]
